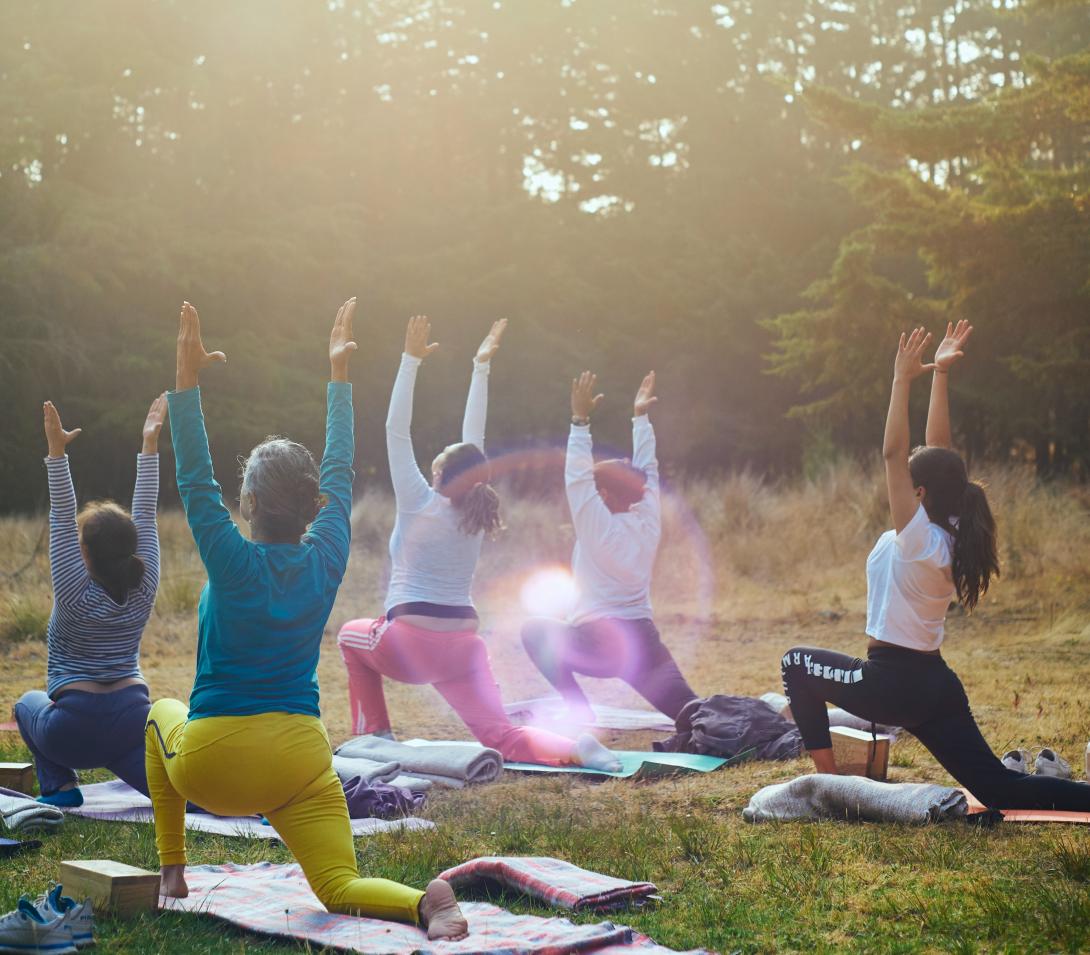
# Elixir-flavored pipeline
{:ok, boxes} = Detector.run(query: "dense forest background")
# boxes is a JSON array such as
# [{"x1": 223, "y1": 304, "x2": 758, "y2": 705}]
[{"x1": 1, "y1": 0, "x2": 1087, "y2": 510}]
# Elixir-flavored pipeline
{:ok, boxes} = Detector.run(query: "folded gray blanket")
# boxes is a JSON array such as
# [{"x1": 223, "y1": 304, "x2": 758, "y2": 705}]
[
  {"x1": 743, "y1": 773, "x2": 967, "y2": 825},
  {"x1": 330, "y1": 755, "x2": 432, "y2": 793},
  {"x1": 334, "y1": 737, "x2": 503, "y2": 788},
  {"x1": 0, "y1": 788, "x2": 65, "y2": 833}
]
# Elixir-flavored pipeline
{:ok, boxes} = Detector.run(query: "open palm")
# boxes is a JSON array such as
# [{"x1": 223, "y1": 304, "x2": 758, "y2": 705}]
[
  {"x1": 475, "y1": 318, "x2": 508, "y2": 363},
  {"x1": 935, "y1": 319, "x2": 973, "y2": 371}
]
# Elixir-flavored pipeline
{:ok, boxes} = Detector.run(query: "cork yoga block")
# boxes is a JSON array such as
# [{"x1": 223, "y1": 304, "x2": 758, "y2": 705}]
[
  {"x1": 59, "y1": 860, "x2": 161, "y2": 917},
  {"x1": 829, "y1": 726, "x2": 891, "y2": 781},
  {"x1": 0, "y1": 762, "x2": 35, "y2": 793}
]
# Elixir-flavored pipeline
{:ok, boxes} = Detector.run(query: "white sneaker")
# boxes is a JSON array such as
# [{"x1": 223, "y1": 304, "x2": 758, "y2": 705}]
[
  {"x1": 34, "y1": 885, "x2": 93, "y2": 950},
  {"x1": 1001, "y1": 749, "x2": 1031, "y2": 773},
  {"x1": 1035, "y1": 747, "x2": 1072, "y2": 779},
  {"x1": 0, "y1": 897, "x2": 76, "y2": 954}
]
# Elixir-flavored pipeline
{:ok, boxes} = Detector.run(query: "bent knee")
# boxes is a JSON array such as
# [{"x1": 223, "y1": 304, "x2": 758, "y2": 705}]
[{"x1": 780, "y1": 646, "x2": 812, "y2": 673}]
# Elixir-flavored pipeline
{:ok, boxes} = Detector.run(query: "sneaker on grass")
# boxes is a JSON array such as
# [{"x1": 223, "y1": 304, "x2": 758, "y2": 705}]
[
  {"x1": 1035, "y1": 748, "x2": 1072, "y2": 779},
  {"x1": 0, "y1": 897, "x2": 76, "y2": 954},
  {"x1": 1001, "y1": 749, "x2": 1031, "y2": 774},
  {"x1": 34, "y1": 885, "x2": 93, "y2": 950}
]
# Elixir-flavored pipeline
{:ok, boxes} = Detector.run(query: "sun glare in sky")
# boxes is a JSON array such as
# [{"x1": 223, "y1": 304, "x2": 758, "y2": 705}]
[{"x1": 519, "y1": 566, "x2": 579, "y2": 618}]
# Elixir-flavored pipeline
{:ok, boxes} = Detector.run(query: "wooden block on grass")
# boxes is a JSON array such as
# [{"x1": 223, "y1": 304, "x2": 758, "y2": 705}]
[
  {"x1": 829, "y1": 726, "x2": 891, "y2": 781},
  {"x1": 59, "y1": 861, "x2": 161, "y2": 917},
  {"x1": 0, "y1": 762, "x2": 35, "y2": 793}
]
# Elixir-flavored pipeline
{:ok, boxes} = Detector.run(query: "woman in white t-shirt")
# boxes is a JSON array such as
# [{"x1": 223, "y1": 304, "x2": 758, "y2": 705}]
[
  {"x1": 337, "y1": 316, "x2": 619, "y2": 772},
  {"x1": 781, "y1": 322, "x2": 1089, "y2": 811}
]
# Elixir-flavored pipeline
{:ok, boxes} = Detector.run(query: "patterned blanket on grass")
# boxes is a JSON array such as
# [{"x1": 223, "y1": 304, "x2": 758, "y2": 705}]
[
  {"x1": 69, "y1": 780, "x2": 434, "y2": 840},
  {"x1": 160, "y1": 862, "x2": 710, "y2": 954},
  {"x1": 439, "y1": 856, "x2": 658, "y2": 912}
]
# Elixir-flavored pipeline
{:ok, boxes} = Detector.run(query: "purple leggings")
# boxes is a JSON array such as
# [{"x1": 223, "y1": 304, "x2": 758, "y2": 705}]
[{"x1": 520, "y1": 617, "x2": 698, "y2": 721}]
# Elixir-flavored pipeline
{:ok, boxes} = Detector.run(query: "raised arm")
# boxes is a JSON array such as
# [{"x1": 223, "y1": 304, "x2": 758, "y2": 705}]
[
  {"x1": 132, "y1": 393, "x2": 167, "y2": 596},
  {"x1": 631, "y1": 371, "x2": 660, "y2": 509},
  {"x1": 43, "y1": 401, "x2": 88, "y2": 606},
  {"x1": 305, "y1": 299, "x2": 358, "y2": 570},
  {"x1": 883, "y1": 327, "x2": 935, "y2": 533},
  {"x1": 462, "y1": 318, "x2": 507, "y2": 449},
  {"x1": 925, "y1": 319, "x2": 973, "y2": 450},
  {"x1": 169, "y1": 302, "x2": 251, "y2": 583},
  {"x1": 386, "y1": 315, "x2": 438, "y2": 512},
  {"x1": 565, "y1": 371, "x2": 613, "y2": 540}
]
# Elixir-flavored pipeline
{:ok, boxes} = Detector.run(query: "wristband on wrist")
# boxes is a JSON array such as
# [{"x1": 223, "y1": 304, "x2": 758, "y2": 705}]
[{"x1": 571, "y1": 415, "x2": 590, "y2": 426}]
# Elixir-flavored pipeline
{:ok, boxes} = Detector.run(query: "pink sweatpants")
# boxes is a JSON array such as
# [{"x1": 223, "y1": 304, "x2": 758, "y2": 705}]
[{"x1": 337, "y1": 618, "x2": 578, "y2": 767}]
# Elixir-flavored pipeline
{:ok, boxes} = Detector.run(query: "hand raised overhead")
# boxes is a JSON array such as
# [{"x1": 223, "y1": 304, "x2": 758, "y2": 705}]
[
  {"x1": 43, "y1": 401, "x2": 81, "y2": 459},
  {"x1": 475, "y1": 318, "x2": 508, "y2": 364},
  {"x1": 934, "y1": 319, "x2": 973, "y2": 373},
  {"x1": 330, "y1": 298, "x2": 359, "y2": 382},
  {"x1": 405, "y1": 315, "x2": 440, "y2": 361},
  {"x1": 571, "y1": 371, "x2": 604, "y2": 421},
  {"x1": 893, "y1": 327, "x2": 936, "y2": 382},
  {"x1": 634, "y1": 371, "x2": 658, "y2": 417},
  {"x1": 142, "y1": 393, "x2": 168, "y2": 454},
  {"x1": 176, "y1": 302, "x2": 226, "y2": 391}
]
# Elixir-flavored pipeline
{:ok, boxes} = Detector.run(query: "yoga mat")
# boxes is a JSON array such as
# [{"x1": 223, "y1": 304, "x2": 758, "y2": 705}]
[
  {"x1": 402, "y1": 740, "x2": 731, "y2": 780},
  {"x1": 160, "y1": 862, "x2": 711, "y2": 954},
  {"x1": 68, "y1": 780, "x2": 435, "y2": 839},
  {"x1": 504, "y1": 699, "x2": 674, "y2": 733},
  {"x1": 962, "y1": 789, "x2": 1090, "y2": 824}
]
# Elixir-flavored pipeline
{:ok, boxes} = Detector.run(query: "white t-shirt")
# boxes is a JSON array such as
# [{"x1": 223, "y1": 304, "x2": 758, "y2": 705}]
[
  {"x1": 865, "y1": 504, "x2": 957, "y2": 651},
  {"x1": 566, "y1": 417, "x2": 661, "y2": 625},
  {"x1": 383, "y1": 353, "x2": 489, "y2": 612}
]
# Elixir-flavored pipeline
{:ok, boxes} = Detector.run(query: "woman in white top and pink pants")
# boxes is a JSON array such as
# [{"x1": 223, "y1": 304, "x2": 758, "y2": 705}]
[
  {"x1": 782, "y1": 322, "x2": 1090, "y2": 811},
  {"x1": 337, "y1": 317, "x2": 618, "y2": 771}
]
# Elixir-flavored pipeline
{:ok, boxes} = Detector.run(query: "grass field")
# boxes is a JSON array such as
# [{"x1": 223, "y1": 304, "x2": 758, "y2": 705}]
[{"x1": 1, "y1": 460, "x2": 1089, "y2": 954}]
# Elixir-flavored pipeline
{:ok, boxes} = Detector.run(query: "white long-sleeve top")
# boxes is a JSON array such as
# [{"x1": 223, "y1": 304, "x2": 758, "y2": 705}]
[
  {"x1": 383, "y1": 352, "x2": 490, "y2": 612},
  {"x1": 566, "y1": 416, "x2": 661, "y2": 624}
]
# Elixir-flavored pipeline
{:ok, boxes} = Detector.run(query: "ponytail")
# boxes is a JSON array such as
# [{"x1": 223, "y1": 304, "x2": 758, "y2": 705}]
[
  {"x1": 952, "y1": 481, "x2": 999, "y2": 613},
  {"x1": 78, "y1": 501, "x2": 145, "y2": 603},
  {"x1": 454, "y1": 481, "x2": 503, "y2": 539}
]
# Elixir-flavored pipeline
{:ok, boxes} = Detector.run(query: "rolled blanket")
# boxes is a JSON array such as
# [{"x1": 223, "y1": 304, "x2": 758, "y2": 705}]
[
  {"x1": 439, "y1": 856, "x2": 658, "y2": 912},
  {"x1": 0, "y1": 788, "x2": 65, "y2": 833},
  {"x1": 341, "y1": 777, "x2": 427, "y2": 820},
  {"x1": 331, "y1": 756, "x2": 432, "y2": 793},
  {"x1": 335, "y1": 737, "x2": 503, "y2": 788},
  {"x1": 743, "y1": 773, "x2": 967, "y2": 825}
]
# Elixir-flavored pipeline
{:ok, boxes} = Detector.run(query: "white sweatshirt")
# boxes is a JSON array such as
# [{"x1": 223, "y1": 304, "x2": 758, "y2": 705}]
[
  {"x1": 383, "y1": 353, "x2": 489, "y2": 612},
  {"x1": 566, "y1": 416, "x2": 661, "y2": 624}
]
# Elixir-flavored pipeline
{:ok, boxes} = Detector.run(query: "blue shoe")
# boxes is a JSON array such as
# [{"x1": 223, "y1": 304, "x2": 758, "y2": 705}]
[
  {"x1": 37, "y1": 789, "x2": 83, "y2": 809},
  {"x1": 0, "y1": 897, "x2": 76, "y2": 954}
]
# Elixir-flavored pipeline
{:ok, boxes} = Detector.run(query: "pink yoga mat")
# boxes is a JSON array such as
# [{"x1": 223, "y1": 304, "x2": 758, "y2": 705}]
[{"x1": 962, "y1": 789, "x2": 1090, "y2": 824}]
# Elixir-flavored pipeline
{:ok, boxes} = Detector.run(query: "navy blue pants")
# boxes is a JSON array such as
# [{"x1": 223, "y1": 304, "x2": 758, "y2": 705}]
[
  {"x1": 781, "y1": 643, "x2": 1090, "y2": 812},
  {"x1": 14, "y1": 684, "x2": 151, "y2": 796}
]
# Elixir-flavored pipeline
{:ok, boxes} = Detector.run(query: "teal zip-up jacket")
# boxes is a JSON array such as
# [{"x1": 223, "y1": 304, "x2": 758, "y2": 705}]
[{"x1": 168, "y1": 383, "x2": 354, "y2": 720}]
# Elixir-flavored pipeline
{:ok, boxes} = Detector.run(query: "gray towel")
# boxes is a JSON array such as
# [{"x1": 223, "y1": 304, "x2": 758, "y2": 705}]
[
  {"x1": 743, "y1": 773, "x2": 967, "y2": 825},
  {"x1": 335, "y1": 737, "x2": 503, "y2": 788},
  {"x1": 330, "y1": 756, "x2": 432, "y2": 793},
  {"x1": 0, "y1": 788, "x2": 65, "y2": 833}
]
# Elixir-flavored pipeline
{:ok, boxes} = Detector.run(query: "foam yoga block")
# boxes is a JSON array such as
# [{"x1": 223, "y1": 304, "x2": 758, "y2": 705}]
[
  {"x1": 828, "y1": 726, "x2": 891, "y2": 781},
  {"x1": 60, "y1": 860, "x2": 160, "y2": 917}
]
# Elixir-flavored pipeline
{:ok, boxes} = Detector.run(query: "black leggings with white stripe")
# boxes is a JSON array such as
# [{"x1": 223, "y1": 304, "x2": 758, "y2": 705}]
[{"x1": 781, "y1": 643, "x2": 1090, "y2": 811}]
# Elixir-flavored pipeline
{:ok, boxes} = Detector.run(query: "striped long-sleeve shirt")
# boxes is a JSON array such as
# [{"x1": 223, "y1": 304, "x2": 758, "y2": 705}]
[{"x1": 45, "y1": 453, "x2": 160, "y2": 696}]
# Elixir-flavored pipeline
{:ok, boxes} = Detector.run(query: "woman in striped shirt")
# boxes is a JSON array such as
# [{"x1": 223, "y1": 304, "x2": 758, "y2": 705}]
[{"x1": 13, "y1": 394, "x2": 166, "y2": 806}]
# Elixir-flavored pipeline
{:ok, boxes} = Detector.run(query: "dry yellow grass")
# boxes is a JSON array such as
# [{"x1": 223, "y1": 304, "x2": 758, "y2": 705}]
[{"x1": 1, "y1": 460, "x2": 1088, "y2": 953}]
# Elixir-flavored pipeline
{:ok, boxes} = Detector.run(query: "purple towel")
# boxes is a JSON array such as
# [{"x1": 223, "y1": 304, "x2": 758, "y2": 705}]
[{"x1": 342, "y1": 776, "x2": 426, "y2": 820}]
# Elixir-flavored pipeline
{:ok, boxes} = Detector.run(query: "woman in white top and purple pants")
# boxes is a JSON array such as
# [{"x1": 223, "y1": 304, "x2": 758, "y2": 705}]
[
  {"x1": 521, "y1": 371, "x2": 698, "y2": 723},
  {"x1": 782, "y1": 322, "x2": 1089, "y2": 811},
  {"x1": 338, "y1": 317, "x2": 619, "y2": 771}
]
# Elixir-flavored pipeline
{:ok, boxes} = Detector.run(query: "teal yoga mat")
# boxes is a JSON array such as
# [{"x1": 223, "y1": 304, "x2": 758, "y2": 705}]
[{"x1": 402, "y1": 739, "x2": 740, "y2": 780}]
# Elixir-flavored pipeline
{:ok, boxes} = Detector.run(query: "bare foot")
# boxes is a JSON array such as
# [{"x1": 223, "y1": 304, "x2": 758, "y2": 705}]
[
  {"x1": 159, "y1": 864, "x2": 189, "y2": 899},
  {"x1": 420, "y1": 879, "x2": 468, "y2": 941},
  {"x1": 576, "y1": 733, "x2": 623, "y2": 773}
]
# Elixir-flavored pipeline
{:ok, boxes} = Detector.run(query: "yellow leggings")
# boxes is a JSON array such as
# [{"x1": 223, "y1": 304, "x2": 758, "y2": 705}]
[{"x1": 144, "y1": 699, "x2": 424, "y2": 923}]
